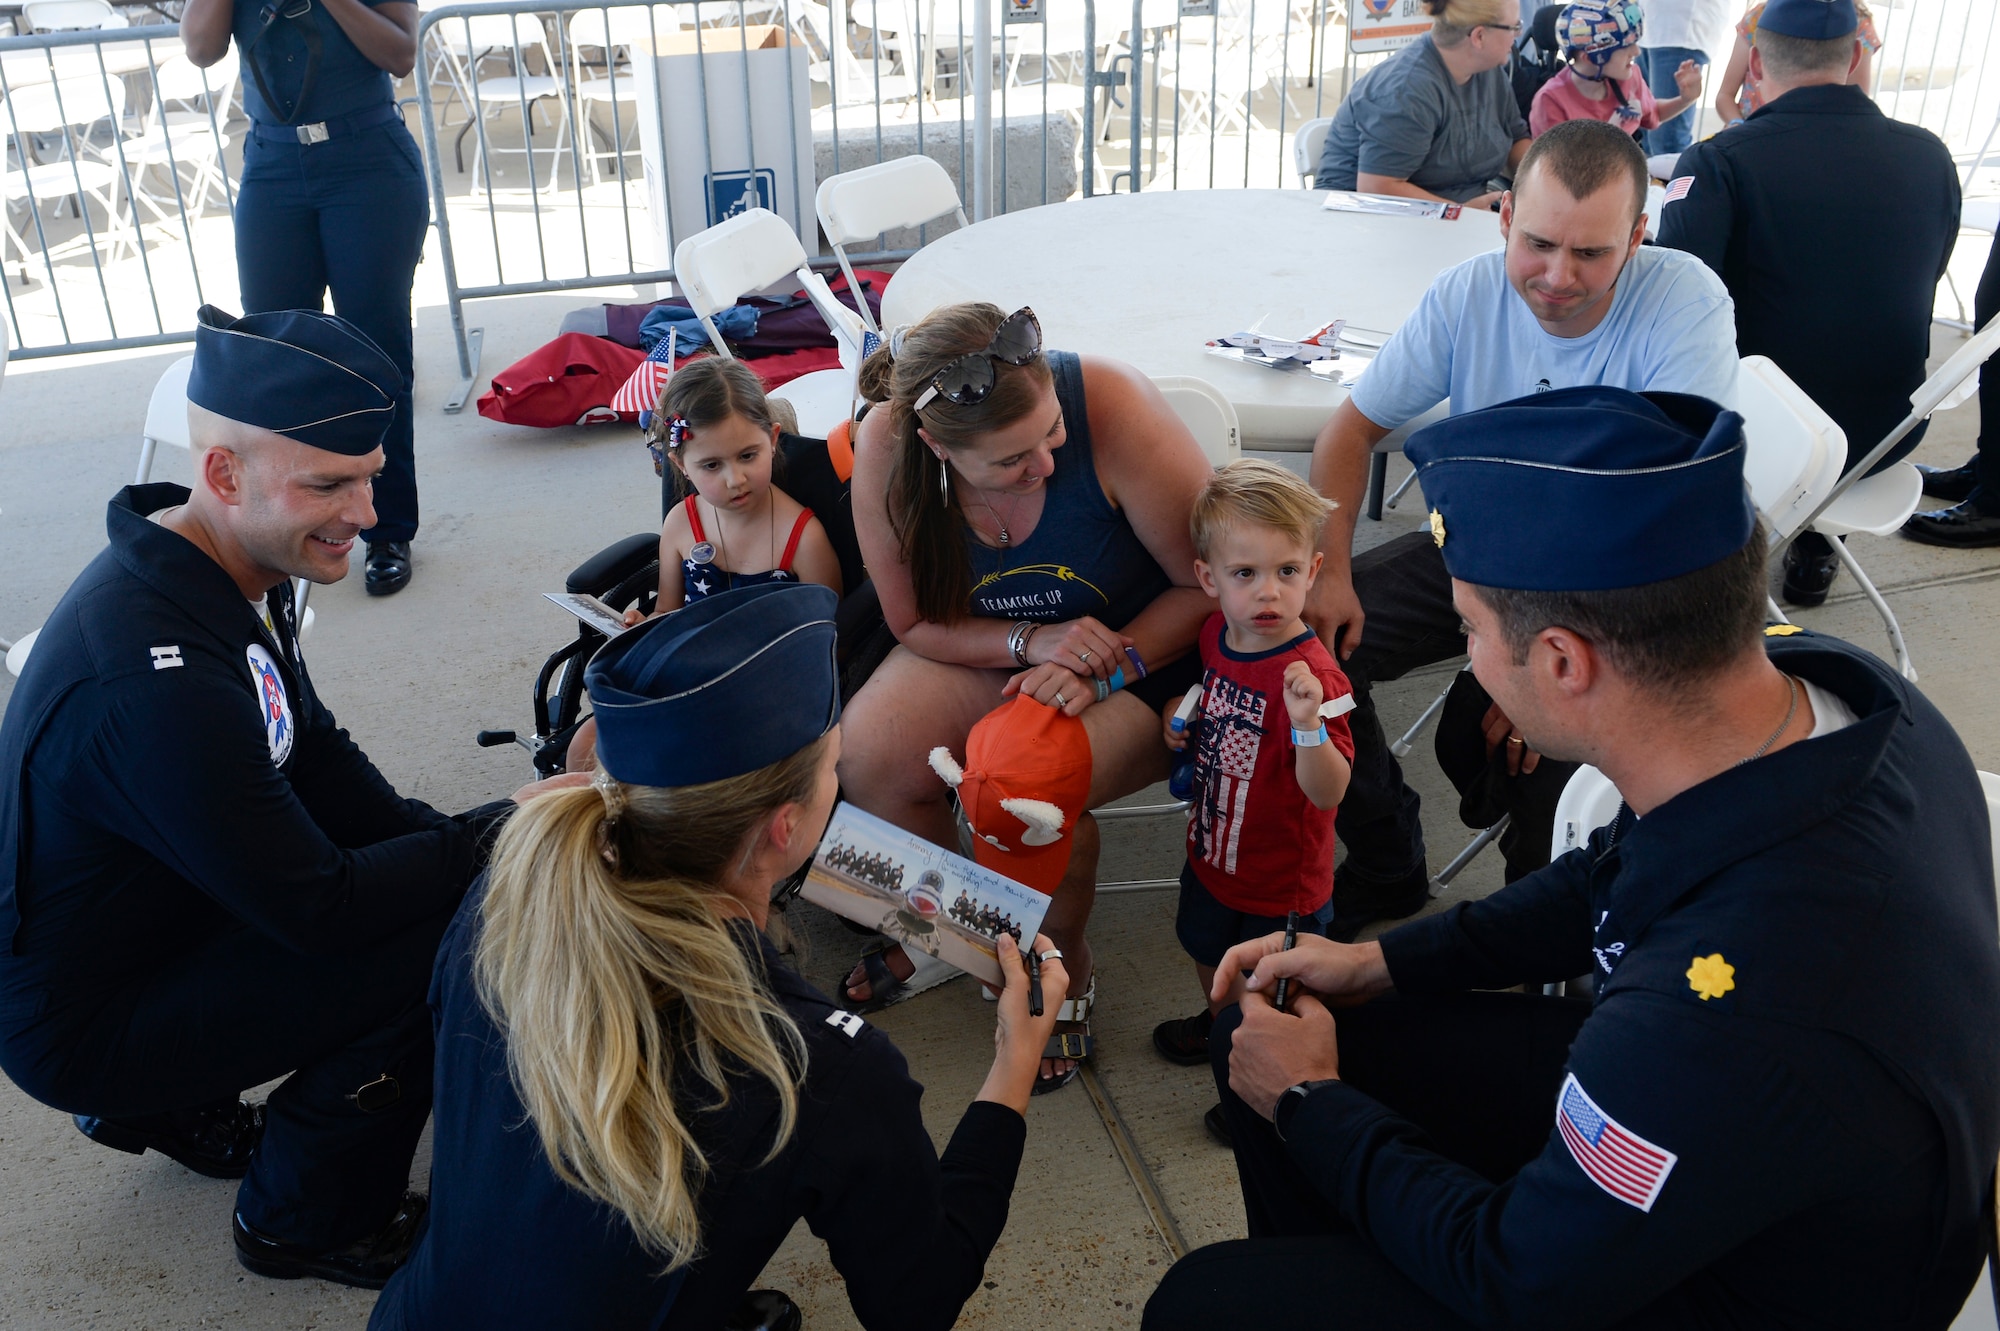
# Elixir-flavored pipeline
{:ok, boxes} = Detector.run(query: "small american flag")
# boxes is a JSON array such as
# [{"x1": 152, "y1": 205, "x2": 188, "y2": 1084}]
[
  {"x1": 1556, "y1": 1073, "x2": 1677, "y2": 1211},
  {"x1": 1663, "y1": 175, "x2": 1695, "y2": 204},
  {"x1": 615, "y1": 326, "x2": 677, "y2": 424}
]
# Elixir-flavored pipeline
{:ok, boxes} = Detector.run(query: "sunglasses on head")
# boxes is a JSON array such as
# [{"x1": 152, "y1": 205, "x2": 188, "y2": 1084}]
[{"x1": 902, "y1": 307, "x2": 1043, "y2": 411}]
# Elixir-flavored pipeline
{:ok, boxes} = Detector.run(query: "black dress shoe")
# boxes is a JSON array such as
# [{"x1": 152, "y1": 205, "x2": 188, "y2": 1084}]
[
  {"x1": 1202, "y1": 1102, "x2": 1234, "y2": 1147},
  {"x1": 1151, "y1": 1008, "x2": 1214, "y2": 1066},
  {"x1": 1780, "y1": 542, "x2": 1839, "y2": 607},
  {"x1": 1902, "y1": 500, "x2": 2000, "y2": 549},
  {"x1": 1328, "y1": 861, "x2": 1430, "y2": 944},
  {"x1": 234, "y1": 1191, "x2": 428, "y2": 1289},
  {"x1": 75, "y1": 1100, "x2": 264, "y2": 1179},
  {"x1": 726, "y1": 1290, "x2": 802, "y2": 1331},
  {"x1": 1916, "y1": 460, "x2": 1981, "y2": 503},
  {"x1": 364, "y1": 541, "x2": 412, "y2": 597}
]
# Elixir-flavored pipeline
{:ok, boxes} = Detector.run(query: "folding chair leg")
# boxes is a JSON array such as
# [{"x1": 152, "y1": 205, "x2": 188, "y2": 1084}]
[
  {"x1": 1825, "y1": 534, "x2": 1917, "y2": 682},
  {"x1": 1430, "y1": 814, "x2": 1509, "y2": 897},
  {"x1": 1364, "y1": 451, "x2": 1387, "y2": 520},
  {"x1": 1390, "y1": 684, "x2": 1450, "y2": 759},
  {"x1": 1383, "y1": 466, "x2": 1420, "y2": 511}
]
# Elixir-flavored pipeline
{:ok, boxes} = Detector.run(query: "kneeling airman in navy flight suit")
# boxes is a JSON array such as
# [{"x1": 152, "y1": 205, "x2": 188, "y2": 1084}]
[
  {"x1": 1146, "y1": 387, "x2": 2000, "y2": 1329},
  {"x1": 0, "y1": 306, "x2": 530, "y2": 1288},
  {"x1": 370, "y1": 583, "x2": 1071, "y2": 1331}
]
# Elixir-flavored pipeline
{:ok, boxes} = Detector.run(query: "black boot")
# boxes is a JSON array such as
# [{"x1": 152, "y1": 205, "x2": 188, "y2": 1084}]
[
  {"x1": 1780, "y1": 535, "x2": 1839, "y2": 608},
  {"x1": 726, "y1": 1290, "x2": 803, "y2": 1331},
  {"x1": 1902, "y1": 498, "x2": 2000, "y2": 548},
  {"x1": 234, "y1": 1191, "x2": 429, "y2": 1289},
  {"x1": 1915, "y1": 459, "x2": 1980, "y2": 503},
  {"x1": 1328, "y1": 861, "x2": 1430, "y2": 943},
  {"x1": 364, "y1": 541, "x2": 413, "y2": 597},
  {"x1": 75, "y1": 1099, "x2": 264, "y2": 1179}
]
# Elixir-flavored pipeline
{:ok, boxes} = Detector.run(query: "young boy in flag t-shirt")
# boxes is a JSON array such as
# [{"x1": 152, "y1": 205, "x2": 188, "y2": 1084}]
[{"x1": 1153, "y1": 461, "x2": 1354, "y2": 1141}]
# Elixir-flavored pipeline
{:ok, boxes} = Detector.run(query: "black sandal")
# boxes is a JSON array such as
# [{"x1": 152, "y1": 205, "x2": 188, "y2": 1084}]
[{"x1": 1031, "y1": 979, "x2": 1095, "y2": 1096}]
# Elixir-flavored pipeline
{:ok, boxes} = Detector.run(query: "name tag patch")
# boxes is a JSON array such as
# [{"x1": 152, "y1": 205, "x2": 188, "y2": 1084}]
[
  {"x1": 1556, "y1": 1074, "x2": 1677, "y2": 1212},
  {"x1": 246, "y1": 644, "x2": 294, "y2": 766}
]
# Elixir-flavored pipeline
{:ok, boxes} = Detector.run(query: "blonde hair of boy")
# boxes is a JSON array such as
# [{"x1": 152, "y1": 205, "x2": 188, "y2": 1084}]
[{"x1": 1189, "y1": 459, "x2": 1337, "y2": 562}]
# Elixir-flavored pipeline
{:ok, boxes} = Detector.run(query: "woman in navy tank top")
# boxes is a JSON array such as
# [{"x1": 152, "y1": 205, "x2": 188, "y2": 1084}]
[{"x1": 842, "y1": 303, "x2": 1216, "y2": 1092}]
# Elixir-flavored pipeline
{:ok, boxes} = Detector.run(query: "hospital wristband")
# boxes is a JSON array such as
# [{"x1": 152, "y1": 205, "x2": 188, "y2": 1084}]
[{"x1": 1292, "y1": 724, "x2": 1328, "y2": 747}]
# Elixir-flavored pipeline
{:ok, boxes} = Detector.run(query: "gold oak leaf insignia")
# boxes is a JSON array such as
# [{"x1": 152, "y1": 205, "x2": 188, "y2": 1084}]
[{"x1": 1686, "y1": 953, "x2": 1735, "y2": 1001}]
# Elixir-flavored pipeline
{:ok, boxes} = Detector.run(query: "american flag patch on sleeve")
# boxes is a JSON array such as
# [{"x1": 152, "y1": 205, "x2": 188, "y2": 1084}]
[
  {"x1": 1556, "y1": 1073, "x2": 1677, "y2": 1211},
  {"x1": 1663, "y1": 175, "x2": 1694, "y2": 204}
]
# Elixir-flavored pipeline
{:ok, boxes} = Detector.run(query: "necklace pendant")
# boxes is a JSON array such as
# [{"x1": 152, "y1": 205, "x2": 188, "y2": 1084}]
[{"x1": 997, "y1": 525, "x2": 1010, "y2": 546}]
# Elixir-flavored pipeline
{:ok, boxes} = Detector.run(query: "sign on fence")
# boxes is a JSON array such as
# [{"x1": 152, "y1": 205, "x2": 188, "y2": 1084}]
[{"x1": 1348, "y1": 0, "x2": 1430, "y2": 51}]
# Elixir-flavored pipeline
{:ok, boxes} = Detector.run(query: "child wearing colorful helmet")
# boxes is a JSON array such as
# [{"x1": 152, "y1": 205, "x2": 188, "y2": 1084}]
[{"x1": 1530, "y1": 0, "x2": 1704, "y2": 138}]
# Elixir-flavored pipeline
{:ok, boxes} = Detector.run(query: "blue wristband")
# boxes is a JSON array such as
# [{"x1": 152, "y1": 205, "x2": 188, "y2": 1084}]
[
  {"x1": 1292, "y1": 724, "x2": 1328, "y2": 747},
  {"x1": 1123, "y1": 646, "x2": 1148, "y2": 680},
  {"x1": 1093, "y1": 667, "x2": 1128, "y2": 703}
]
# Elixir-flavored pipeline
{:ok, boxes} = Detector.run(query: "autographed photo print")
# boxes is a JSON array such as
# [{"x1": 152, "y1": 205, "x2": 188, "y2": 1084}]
[{"x1": 805, "y1": 805, "x2": 1052, "y2": 987}]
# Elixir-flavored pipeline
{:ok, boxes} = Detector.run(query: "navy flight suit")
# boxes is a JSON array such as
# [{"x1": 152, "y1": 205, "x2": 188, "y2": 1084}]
[
  {"x1": 228, "y1": 0, "x2": 429, "y2": 545},
  {"x1": 1154, "y1": 630, "x2": 2000, "y2": 1329},
  {"x1": 371, "y1": 887, "x2": 1027, "y2": 1331},
  {"x1": 0, "y1": 485, "x2": 506, "y2": 1249}
]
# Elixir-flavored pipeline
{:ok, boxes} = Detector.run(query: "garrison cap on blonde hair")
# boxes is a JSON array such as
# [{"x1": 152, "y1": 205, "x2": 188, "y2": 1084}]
[{"x1": 1189, "y1": 459, "x2": 1337, "y2": 562}]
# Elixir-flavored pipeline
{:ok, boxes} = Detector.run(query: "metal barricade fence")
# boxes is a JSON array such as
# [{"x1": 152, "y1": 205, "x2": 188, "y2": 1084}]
[
  {"x1": 4, "y1": 0, "x2": 1998, "y2": 369},
  {"x1": 0, "y1": 21, "x2": 238, "y2": 359}
]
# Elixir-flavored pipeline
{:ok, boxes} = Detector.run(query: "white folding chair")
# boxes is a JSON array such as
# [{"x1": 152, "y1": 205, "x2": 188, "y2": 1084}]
[
  {"x1": 815, "y1": 155, "x2": 967, "y2": 336},
  {"x1": 1294, "y1": 116, "x2": 1331, "y2": 188},
  {"x1": 123, "y1": 49, "x2": 239, "y2": 225},
  {"x1": 18, "y1": 0, "x2": 125, "y2": 29},
  {"x1": 1776, "y1": 316, "x2": 2000, "y2": 682},
  {"x1": 1, "y1": 74, "x2": 138, "y2": 281},
  {"x1": 134, "y1": 353, "x2": 193, "y2": 483},
  {"x1": 427, "y1": 11, "x2": 572, "y2": 192},
  {"x1": 1152, "y1": 375, "x2": 1240, "y2": 466},
  {"x1": 566, "y1": 6, "x2": 686, "y2": 186},
  {"x1": 672, "y1": 207, "x2": 856, "y2": 438}
]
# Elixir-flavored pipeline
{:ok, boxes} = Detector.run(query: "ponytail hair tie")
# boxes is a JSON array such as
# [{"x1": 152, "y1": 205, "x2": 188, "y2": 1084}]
[{"x1": 592, "y1": 768, "x2": 627, "y2": 866}]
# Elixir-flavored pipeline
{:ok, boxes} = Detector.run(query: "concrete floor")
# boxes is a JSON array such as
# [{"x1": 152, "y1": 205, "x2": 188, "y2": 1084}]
[{"x1": 1, "y1": 276, "x2": 1998, "y2": 1328}]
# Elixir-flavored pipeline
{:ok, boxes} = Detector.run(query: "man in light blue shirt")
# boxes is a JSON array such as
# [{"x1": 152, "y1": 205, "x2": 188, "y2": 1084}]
[{"x1": 1307, "y1": 120, "x2": 1738, "y2": 933}]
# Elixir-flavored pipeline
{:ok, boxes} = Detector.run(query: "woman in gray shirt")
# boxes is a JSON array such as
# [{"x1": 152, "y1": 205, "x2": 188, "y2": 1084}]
[{"x1": 1316, "y1": 0, "x2": 1531, "y2": 206}]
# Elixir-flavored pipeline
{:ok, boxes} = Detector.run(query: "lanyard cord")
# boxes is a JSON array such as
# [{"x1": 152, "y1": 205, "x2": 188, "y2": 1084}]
[{"x1": 244, "y1": 0, "x2": 323, "y2": 127}]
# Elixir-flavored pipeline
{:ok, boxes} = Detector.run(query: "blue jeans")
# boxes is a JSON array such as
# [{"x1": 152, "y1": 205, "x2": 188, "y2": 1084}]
[
  {"x1": 236, "y1": 121, "x2": 430, "y2": 543},
  {"x1": 1637, "y1": 46, "x2": 1708, "y2": 159}
]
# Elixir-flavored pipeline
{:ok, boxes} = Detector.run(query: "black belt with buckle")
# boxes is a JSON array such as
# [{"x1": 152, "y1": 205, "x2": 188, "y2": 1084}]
[{"x1": 251, "y1": 103, "x2": 403, "y2": 145}]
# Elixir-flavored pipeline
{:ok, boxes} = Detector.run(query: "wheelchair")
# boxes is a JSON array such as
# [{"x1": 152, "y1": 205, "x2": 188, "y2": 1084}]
[{"x1": 477, "y1": 428, "x2": 893, "y2": 778}]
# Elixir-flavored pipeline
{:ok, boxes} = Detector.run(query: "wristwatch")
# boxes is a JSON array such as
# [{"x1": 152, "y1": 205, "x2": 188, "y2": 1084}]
[{"x1": 1273, "y1": 1078, "x2": 1340, "y2": 1143}]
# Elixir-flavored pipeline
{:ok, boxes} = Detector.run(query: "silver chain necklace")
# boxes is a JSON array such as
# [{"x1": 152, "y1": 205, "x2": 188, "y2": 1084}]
[{"x1": 1739, "y1": 674, "x2": 1800, "y2": 766}]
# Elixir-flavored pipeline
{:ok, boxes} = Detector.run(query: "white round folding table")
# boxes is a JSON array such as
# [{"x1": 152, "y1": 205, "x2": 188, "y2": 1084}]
[{"x1": 878, "y1": 188, "x2": 1504, "y2": 450}]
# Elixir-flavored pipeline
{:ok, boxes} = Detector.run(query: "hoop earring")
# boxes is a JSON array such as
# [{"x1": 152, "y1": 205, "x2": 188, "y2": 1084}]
[{"x1": 938, "y1": 457, "x2": 951, "y2": 506}]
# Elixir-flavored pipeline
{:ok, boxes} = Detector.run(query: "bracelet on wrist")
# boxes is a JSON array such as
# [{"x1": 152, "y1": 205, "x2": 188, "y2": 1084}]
[
  {"x1": 1122, "y1": 646, "x2": 1148, "y2": 680},
  {"x1": 1093, "y1": 667, "x2": 1128, "y2": 704},
  {"x1": 1292, "y1": 723, "x2": 1328, "y2": 747}
]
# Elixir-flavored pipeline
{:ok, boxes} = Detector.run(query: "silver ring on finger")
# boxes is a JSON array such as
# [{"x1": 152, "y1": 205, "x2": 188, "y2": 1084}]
[
  {"x1": 1053, "y1": 691, "x2": 1068, "y2": 709},
  {"x1": 1507, "y1": 736, "x2": 1525, "y2": 747},
  {"x1": 1038, "y1": 948, "x2": 1064, "y2": 963},
  {"x1": 1077, "y1": 649, "x2": 1092, "y2": 665}
]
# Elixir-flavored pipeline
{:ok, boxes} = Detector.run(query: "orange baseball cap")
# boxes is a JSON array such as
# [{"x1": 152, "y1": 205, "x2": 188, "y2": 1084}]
[{"x1": 949, "y1": 696, "x2": 1093, "y2": 895}]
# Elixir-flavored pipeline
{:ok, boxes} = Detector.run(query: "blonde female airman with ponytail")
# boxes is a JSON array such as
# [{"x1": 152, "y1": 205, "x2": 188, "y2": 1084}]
[{"x1": 372, "y1": 583, "x2": 1067, "y2": 1331}]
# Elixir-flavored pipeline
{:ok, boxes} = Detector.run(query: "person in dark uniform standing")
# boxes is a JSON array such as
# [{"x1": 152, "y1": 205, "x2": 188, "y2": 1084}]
[
  {"x1": 0, "y1": 307, "x2": 542, "y2": 1287},
  {"x1": 1655, "y1": 0, "x2": 1960, "y2": 606},
  {"x1": 180, "y1": 0, "x2": 428, "y2": 596},
  {"x1": 1905, "y1": 232, "x2": 2000, "y2": 548},
  {"x1": 370, "y1": 581, "x2": 1070, "y2": 1331},
  {"x1": 1145, "y1": 387, "x2": 2000, "y2": 1329}
]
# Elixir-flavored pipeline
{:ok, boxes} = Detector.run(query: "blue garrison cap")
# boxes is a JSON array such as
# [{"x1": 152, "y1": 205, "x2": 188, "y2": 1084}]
[
  {"x1": 586, "y1": 582, "x2": 840, "y2": 788},
  {"x1": 1756, "y1": 0, "x2": 1857, "y2": 39},
  {"x1": 1404, "y1": 386, "x2": 1755, "y2": 591},
  {"x1": 188, "y1": 305, "x2": 401, "y2": 456}
]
